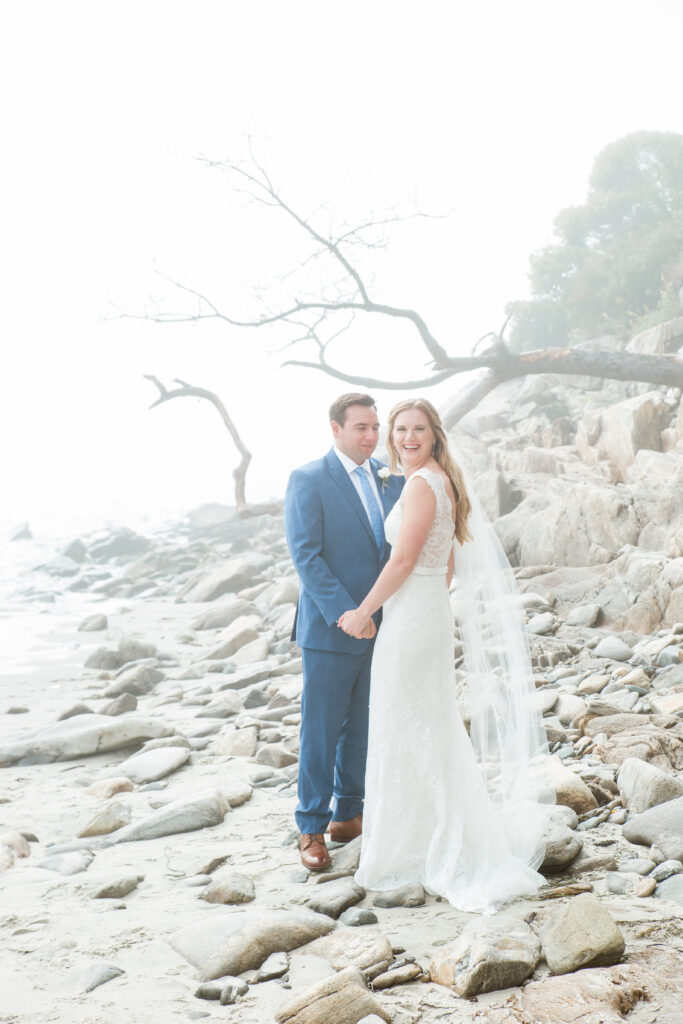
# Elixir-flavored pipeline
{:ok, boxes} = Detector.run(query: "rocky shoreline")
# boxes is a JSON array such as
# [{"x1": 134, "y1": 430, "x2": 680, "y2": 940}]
[{"x1": 2, "y1": 317, "x2": 683, "y2": 1024}]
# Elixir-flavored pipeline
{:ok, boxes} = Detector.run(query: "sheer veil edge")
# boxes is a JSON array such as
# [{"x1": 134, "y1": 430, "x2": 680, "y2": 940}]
[{"x1": 449, "y1": 439, "x2": 556, "y2": 871}]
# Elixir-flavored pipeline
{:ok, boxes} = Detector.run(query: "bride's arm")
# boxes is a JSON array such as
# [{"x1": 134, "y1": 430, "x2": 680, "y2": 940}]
[
  {"x1": 447, "y1": 544, "x2": 454, "y2": 588},
  {"x1": 338, "y1": 477, "x2": 435, "y2": 636}
]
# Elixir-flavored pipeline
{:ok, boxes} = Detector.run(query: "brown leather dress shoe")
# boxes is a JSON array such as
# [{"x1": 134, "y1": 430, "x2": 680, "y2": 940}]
[
  {"x1": 299, "y1": 833, "x2": 330, "y2": 871},
  {"x1": 329, "y1": 813, "x2": 363, "y2": 843}
]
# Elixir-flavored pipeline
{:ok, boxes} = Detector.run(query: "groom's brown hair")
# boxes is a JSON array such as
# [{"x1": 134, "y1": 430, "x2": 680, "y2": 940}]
[{"x1": 329, "y1": 392, "x2": 376, "y2": 426}]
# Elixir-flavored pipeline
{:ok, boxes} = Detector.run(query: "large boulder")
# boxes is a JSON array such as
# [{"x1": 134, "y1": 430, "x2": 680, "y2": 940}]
[
  {"x1": 577, "y1": 391, "x2": 670, "y2": 482},
  {"x1": 617, "y1": 757, "x2": 683, "y2": 814},
  {"x1": 274, "y1": 967, "x2": 390, "y2": 1024},
  {"x1": 169, "y1": 909, "x2": 336, "y2": 981},
  {"x1": 622, "y1": 796, "x2": 683, "y2": 861},
  {"x1": 429, "y1": 918, "x2": 541, "y2": 996},
  {"x1": 513, "y1": 948, "x2": 683, "y2": 1024},
  {"x1": 517, "y1": 484, "x2": 640, "y2": 567},
  {"x1": 540, "y1": 893, "x2": 625, "y2": 975},
  {"x1": 111, "y1": 789, "x2": 228, "y2": 844},
  {"x1": 0, "y1": 715, "x2": 172, "y2": 766}
]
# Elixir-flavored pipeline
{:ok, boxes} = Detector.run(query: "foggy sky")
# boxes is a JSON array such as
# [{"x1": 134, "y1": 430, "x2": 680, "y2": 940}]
[{"x1": 2, "y1": 0, "x2": 682, "y2": 534}]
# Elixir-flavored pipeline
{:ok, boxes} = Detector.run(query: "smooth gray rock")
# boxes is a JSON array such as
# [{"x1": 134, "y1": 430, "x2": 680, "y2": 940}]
[
  {"x1": 251, "y1": 951, "x2": 289, "y2": 982},
  {"x1": 333, "y1": 836, "x2": 362, "y2": 875},
  {"x1": 213, "y1": 726, "x2": 258, "y2": 757},
  {"x1": 540, "y1": 893, "x2": 625, "y2": 974},
  {"x1": 178, "y1": 554, "x2": 272, "y2": 603},
  {"x1": 200, "y1": 870, "x2": 255, "y2": 905},
  {"x1": 256, "y1": 743, "x2": 298, "y2": 768},
  {"x1": 191, "y1": 597, "x2": 256, "y2": 631},
  {"x1": 91, "y1": 873, "x2": 144, "y2": 898},
  {"x1": 115, "y1": 746, "x2": 190, "y2": 784},
  {"x1": 541, "y1": 822, "x2": 583, "y2": 871},
  {"x1": 101, "y1": 692, "x2": 137, "y2": 716},
  {"x1": 304, "y1": 928, "x2": 393, "y2": 973},
  {"x1": 39, "y1": 850, "x2": 94, "y2": 875},
  {"x1": 169, "y1": 909, "x2": 335, "y2": 981},
  {"x1": 566, "y1": 604, "x2": 601, "y2": 627},
  {"x1": 617, "y1": 758, "x2": 683, "y2": 814},
  {"x1": 78, "y1": 800, "x2": 131, "y2": 838},
  {"x1": 57, "y1": 702, "x2": 94, "y2": 721},
  {"x1": 653, "y1": 874, "x2": 683, "y2": 905},
  {"x1": 304, "y1": 877, "x2": 365, "y2": 918},
  {"x1": 339, "y1": 907, "x2": 378, "y2": 927},
  {"x1": 372, "y1": 883, "x2": 425, "y2": 908},
  {"x1": 9, "y1": 522, "x2": 32, "y2": 541},
  {"x1": 429, "y1": 918, "x2": 541, "y2": 997},
  {"x1": 194, "y1": 692, "x2": 243, "y2": 719},
  {"x1": 649, "y1": 860, "x2": 683, "y2": 883},
  {"x1": 205, "y1": 615, "x2": 262, "y2": 660},
  {"x1": 622, "y1": 797, "x2": 683, "y2": 861},
  {"x1": 81, "y1": 962, "x2": 124, "y2": 992},
  {"x1": 527, "y1": 613, "x2": 557, "y2": 636},
  {"x1": 104, "y1": 664, "x2": 164, "y2": 698},
  {"x1": 0, "y1": 714, "x2": 174, "y2": 767},
  {"x1": 605, "y1": 871, "x2": 637, "y2": 894},
  {"x1": 78, "y1": 613, "x2": 108, "y2": 632},
  {"x1": 594, "y1": 637, "x2": 633, "y2": 662},
  {"x1": 195, "y1": 976, "x2": 249, "y2": 1000},
  {"x1": 111, "y1": 789, "x2": 228, "y2": 843}
]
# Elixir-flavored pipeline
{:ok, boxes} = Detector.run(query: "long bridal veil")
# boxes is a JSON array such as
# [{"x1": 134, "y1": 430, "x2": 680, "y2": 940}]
[{"x1": 450, "y1": 440, "x2": 554, "y2": 871}]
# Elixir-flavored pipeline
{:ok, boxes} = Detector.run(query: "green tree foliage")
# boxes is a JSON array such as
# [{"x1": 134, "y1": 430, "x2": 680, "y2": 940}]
[{"x1": 508, "y1": 131, "x2": 683, "y2": 351}]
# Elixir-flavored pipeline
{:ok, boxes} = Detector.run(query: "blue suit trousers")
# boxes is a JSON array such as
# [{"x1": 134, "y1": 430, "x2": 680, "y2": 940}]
[{"x1": 295, "y1": 644, "x2": 374, "y2": 835}]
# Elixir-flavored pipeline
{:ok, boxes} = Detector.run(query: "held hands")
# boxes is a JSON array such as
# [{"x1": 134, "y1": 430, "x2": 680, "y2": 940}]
[{"x1": 338, "y1": 610, "x2": 376, "y2": 639}]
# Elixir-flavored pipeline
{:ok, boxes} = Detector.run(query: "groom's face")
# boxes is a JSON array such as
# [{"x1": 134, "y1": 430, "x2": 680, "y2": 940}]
[{"x1": 331, "y1": 404, "x2": 380, "y2": 465}]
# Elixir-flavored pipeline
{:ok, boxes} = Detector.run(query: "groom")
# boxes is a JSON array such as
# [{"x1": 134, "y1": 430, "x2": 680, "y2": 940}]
[{"x1": 284, "y1": 393, "x2": 403, "y2": 870}]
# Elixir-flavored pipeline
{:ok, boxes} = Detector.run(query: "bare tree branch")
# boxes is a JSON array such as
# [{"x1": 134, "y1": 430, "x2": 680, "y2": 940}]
[
  {"x1": 144, "y1": 375, "x2": 279, "y2": 516},
  {"x1": 130, "y1": 157, "x2": 683, "y2": 428}
]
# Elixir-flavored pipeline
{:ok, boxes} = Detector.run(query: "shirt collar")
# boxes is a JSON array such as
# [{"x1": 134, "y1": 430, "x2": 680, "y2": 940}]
[{"x1": 333, "y1": 446, "x2": 373, "y2": 476}]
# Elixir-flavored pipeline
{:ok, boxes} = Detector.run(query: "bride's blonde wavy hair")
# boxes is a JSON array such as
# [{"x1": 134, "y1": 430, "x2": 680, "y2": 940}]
[{"x1": 387, "y1": 398, "x2": 472, "y2": 545}]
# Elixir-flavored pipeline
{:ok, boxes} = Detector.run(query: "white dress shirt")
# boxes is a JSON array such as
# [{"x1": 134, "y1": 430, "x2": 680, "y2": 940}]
[{"x1": 333, "y1": 446, "x2": 385, "y2": 522}]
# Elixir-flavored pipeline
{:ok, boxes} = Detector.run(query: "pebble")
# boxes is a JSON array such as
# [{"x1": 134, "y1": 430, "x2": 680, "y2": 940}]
[
  {"x1": 339, "y1": 907, "x2": 378, "y2": 926},
  {"x1": 636, "y1": 877, "x2": 657, "y2": 897}
]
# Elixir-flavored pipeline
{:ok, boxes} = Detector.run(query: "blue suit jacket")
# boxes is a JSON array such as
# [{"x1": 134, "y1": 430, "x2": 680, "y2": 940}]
[{"x1": 284, "y1": 448, "x2": 404, "y2": 654}]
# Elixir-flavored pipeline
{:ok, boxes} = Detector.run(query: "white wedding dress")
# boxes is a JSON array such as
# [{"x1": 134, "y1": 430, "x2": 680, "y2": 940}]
[{"x1": 355, "y1": 467, "x2": 545, "y2": 913}]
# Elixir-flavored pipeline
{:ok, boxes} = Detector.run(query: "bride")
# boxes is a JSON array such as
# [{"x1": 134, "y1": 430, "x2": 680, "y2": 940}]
[{"x1": 338, "y1": 398, "x2": 550, "y2": 913}]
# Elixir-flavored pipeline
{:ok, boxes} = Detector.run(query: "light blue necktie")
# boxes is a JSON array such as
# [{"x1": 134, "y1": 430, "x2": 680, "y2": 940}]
[{"x1": 354, "y1": 466, "x2": 385, "y2": 551}]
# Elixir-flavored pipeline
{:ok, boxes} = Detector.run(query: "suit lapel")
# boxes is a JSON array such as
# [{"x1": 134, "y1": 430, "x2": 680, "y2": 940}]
[{"x1": 324, "y1": 448, "x2": 377, "y2": 548}]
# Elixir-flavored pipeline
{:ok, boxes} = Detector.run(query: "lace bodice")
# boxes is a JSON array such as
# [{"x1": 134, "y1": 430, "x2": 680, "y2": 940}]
[{"x1": 385, "y1": 466, "x2": 455, "y2": 569}]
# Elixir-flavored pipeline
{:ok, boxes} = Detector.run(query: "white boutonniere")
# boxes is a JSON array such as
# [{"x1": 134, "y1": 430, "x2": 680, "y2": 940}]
[{"x1": 377, "y1": 466, "x2": 391, "y2": 493}]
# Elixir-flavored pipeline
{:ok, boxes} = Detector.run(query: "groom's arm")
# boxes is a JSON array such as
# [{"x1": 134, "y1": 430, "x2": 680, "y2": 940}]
[{"x1": 284, "y1": 469, "x2": 356, "y2": 627}]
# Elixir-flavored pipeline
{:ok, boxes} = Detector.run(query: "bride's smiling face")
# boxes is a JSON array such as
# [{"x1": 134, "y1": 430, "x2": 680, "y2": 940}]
[{"x1": 392, "y1": 408, "x2": 435, "y2": 470}]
